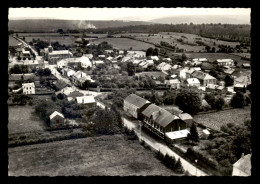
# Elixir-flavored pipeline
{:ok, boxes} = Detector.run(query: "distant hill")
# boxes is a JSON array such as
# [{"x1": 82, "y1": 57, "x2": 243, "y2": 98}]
[
  {"x1": 8, "y1": 19, "x2": 153, "y2": 32},
  {"x1": 149, "y1": 15, "x2": 250, "y2": 25}
]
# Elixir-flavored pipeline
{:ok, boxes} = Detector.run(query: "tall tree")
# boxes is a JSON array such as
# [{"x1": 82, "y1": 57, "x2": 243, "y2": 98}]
[
  {"x1": 187, "y1": 123, "x2": 199, "y2": 143},
  {"x1": 225, "y1": 75, "x2": 234, "y2": 87},
  {"x1": 175, "y1": 89, "x2": 202, "y2": 115}
]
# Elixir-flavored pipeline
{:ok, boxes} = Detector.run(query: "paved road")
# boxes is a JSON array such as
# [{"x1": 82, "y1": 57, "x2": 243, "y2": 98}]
[{"x1": 123, "y1": 117, "x2": 207, "y2": 176}]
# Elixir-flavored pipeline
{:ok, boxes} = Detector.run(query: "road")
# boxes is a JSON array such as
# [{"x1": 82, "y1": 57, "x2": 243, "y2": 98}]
[
  {"x1": 123, "y1": 117, "x2": 207, "y2": 176},
  {"x1": 14, "y1": 36, "x2": 39, "y2": 56}
]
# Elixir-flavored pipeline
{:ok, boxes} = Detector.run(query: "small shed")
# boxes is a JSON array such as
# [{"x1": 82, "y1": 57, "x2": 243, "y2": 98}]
[
  {"x1": 49, "y1": 111, "x2": 65, "y2": 129},
  {"x1": 165, "y1": 129, "x2": 190, "y2": 143},
  {"x1": 200, "y1": 129, "x2": 210, "y2": 139},
  {"x1": 179, "y1": 113, "x2": 193, "y2": 125}
]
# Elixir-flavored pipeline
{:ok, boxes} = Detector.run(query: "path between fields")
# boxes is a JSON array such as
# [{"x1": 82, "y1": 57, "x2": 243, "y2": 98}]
[
  {"x1": 123, "y1": 117, "x2": 207, "y2": 176},
  {"x1": 14, "y1": 36, "x2": 39, "y2": 56}
]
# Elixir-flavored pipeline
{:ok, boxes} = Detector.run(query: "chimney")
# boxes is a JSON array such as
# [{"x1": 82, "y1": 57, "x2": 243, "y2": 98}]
[{"x1": 241, "y1": 153, "x2": 244, "y2": 158}]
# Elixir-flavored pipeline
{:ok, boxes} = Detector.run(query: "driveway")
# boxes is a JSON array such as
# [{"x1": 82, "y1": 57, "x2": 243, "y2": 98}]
[{"x1": 122, "y1": 117, "x2": 207, "y2": 176}]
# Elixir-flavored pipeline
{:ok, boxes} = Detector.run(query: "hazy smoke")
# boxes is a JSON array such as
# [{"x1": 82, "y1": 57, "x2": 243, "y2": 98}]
[{"x1": 77, "y1": 20, "x2": 96, "y2": 29}]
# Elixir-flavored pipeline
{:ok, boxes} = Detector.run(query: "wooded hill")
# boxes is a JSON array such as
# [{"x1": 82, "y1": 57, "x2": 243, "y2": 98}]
[{"x1": 8, "y1": 19, "x2": 152, "y2": 32}]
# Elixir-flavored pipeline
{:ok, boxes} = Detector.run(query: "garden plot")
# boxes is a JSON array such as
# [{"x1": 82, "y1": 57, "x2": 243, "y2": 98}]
[
  {"x1": 193, "y1": 106, "x2": 251, "y2": 131},
  {"x1": 8, "y1": 105, "x2": 47, "y2": 134}
]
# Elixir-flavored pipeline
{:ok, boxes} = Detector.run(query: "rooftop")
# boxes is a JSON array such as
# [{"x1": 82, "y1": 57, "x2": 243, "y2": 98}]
[
  {"x1": 49, "y1": 111, "x2": 64, "y2": 119},
  {"x1": 124, "y1": 94, "x2": 150, "y2": 108},
  {"x1": 165, "y1": 129, "x2": 190, "y2": 140},
  {"x1": 233, "y1": 154, "x2": 251, "y2": 176}
]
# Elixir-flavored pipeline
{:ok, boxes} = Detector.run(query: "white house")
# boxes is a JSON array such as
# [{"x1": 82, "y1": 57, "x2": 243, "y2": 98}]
[
  {"x1": 22, "y1": 82, "x2": 35, "y2": 94},
  {"x1": 57, "y1": 59, "x2": 68, "y2": 69},
  {"x1": 192, "y1": 58, "x2": 207, "y2": 62},
  {"x1": 216, "y1": 59, "x2": 234, "y2": 67},
  {"x1": 63, "y1": 68, "x2": 76, "y2": 77},
  {"x1": 84, "y1": 54, "x2": 93, "y2": 60},
  {"x1": 157, "y1": 62, "x2": 172, "y2": 71},
  {"x1": 187, "y1": 78, "x2": 200, "y2": 88},
  {"x1": 165, "y1": 79, "x2": 181, "y2": 89},
  {"x1": 150, "y1": 56, "x2": 159, "y2": 61},
  {"x1": 71, "y1": 71, "x2": 87, "y2": 85},
  {"x1": 76, "y1": 96, "x2": 96, "y2": 107},
  {"x1": 179, "y1": 68, "x2": 195, "y2": 79},
  {"x1": 94, "y1": 60, "x2": 104, "y2": 65},
  {"x1": 80, "y1": 56, "x2": 92, "y2": 68},
  {"x1": 127, "y1": 51, "x2": 146, "y2": 58},
  {"x1": 98, "y1": 55, "x2": 106, "y2": 59}
]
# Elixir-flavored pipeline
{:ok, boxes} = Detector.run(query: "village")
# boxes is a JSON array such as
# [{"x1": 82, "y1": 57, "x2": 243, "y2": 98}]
[{"x1": 8, "y1": 9, "x2": 251, "y2": 177}]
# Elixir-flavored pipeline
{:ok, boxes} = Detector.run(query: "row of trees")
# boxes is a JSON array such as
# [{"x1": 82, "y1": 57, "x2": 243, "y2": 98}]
[{"x1": 10, "y1": 64, "x2": 29, "y2": 74}]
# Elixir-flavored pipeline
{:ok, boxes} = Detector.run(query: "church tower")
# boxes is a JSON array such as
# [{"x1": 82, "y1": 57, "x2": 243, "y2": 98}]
[{"x1": 48, "y1": 41, "x2": 53, "y2": 53}]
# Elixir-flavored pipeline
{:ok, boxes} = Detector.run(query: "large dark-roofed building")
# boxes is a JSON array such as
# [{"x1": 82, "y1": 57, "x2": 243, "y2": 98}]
[
  {"x1": 123, "y1": 94, "x2": 151, "y2": 119},
  {"x1": 141, "y1": 104, "x2": 187, "y2": 138}
]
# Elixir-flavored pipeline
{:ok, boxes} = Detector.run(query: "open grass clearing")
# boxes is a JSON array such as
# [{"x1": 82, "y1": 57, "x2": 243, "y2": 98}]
[
  {"x1": 8, "y1": 105, "x2": 47, "y2": 134},
  {"x1": 8, "y1": 134, "x2": 177, "y2": 176},
  {"x1": 193, "y1": 106, "x2": 251, "y2": 131},
  {"x1": 9, "y1": 36, "x2": 20, "y2": 46}
]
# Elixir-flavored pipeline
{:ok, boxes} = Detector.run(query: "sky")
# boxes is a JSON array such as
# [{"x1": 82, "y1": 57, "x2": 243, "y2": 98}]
[{"x1": 9, "y1": 8, "x2": 250, "y2": 21}]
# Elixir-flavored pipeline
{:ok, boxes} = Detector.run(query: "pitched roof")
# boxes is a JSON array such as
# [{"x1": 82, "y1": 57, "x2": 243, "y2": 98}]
[
  {"x1": 124, "y1": 94, "x2": 150, "y2": 108},
  {"x1": 142, "y1": 104, "x2": 180, "y2": 127},
  {"x1": 49, "y1": 111, "x2": 64, "y2": 119},
  {"x1": 187, "y1": 78, "x2": 200, "y2": 84},
  {"x1": 22, "y1": 82, "x2": 35, "y2": 87},
  {"x1": 233, "y1": 154, "x2": 251, "y2": 176},
  {"x1": 217, "y1": 59, "x2": 234, "y2": 63},
  {"x1": 179, "y1": 113, "x2": 193, "y2": 120},
  {"x1": 192, "y1": 71, "x2": 216, "y2": 80},
  {"x1": 67, "y1": 90, "x2": 84, "y2": 98}
]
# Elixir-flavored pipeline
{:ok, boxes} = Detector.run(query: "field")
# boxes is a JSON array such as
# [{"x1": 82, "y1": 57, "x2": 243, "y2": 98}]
[
  {"x1": 91, "y1": 38, "x2": 155, "y2": 50},
  {"x1": 193, "y1": 106, "x2": 251, "y2": 131},
  {"x1": 114, "y1": 32, "x2": 241, "y2": 52},
  {"x1": 8, "y1": 134, "x2": 177, "y2": 176},
  {"x1": 8, "y1": 105, "x2": 46, "y2": 134},
  {"x1": 9, "y1": 36, "x2": 20, "y2": 46}
]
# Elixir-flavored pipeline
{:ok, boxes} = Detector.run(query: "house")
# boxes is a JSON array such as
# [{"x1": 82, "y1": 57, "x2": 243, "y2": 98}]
[
  {"x1": 163, "y1": 58, "x2": 172, "y2": 62},
  {"x1": 63, "y1": 68, "x2": 76, "y2": 78},
  {"x1": 98, "y1": 55, "x2": 106, "y2": 59},
  {"x1": 104, "y1": 50, "x2": 114, "y2": 54},
  {"x1": 157, "y1": 62, "x2": 172, "y2": 71},
  {"x1": 242, "y1": 63, "x2": 251, "y2": 68},
  {"x1": 165, "y1": 79, "x2": 181, "y2": 89},
  {"x1": 232, "y1": 154, "x2": 251, "y2": 176},
  {"x1": 216, "y1": 59, "x2": 234, "y2": 67},
  {"x1": 187, "y1": 78, "x2": 200, "y2": 88},
  {"x1": 179, "y1": 113, "x2": 193, "y2": 125},
  {"x1": 192, "y1": 58, "x2": 207, "y2": 62},
  {"x1": 21, "y1": 49, "x2": 31, "y2": 59},
  {"x1": 142, "y1": 104, "x2": 187, "y2": 139},
  {"x1": 22, "y1": 82, "x2": 35, "y2": 94},
  {"x1": 171, "y1": 74, "x2": 177, "y2": 79},
  {"x1": 124, "y1": 94, "x2": 151, "y2": 119},
  {"x1": 57, "y1": 59, "x2": 68, "y2": 69},
  {"x1": 234, "y1": 83, "x2": 246, "y2": 92},
  {"x1": 179, "y1": 68, "x2": 195, "y2": 79},
  {"x1": 43, "y1": 43, "x2": 73, "y2": 64},
  {"x1": 22, "y1": 59, "x2": 39, "y2": 67},
  {"x1": 122, "y1": 56, "x2": 133, "y2": 62},
  {"x1": 234, "y1": 75, "x2": 251, "y2": 87},
  {"x1": 135, "y1": 72, "x2": 167, "y2": 80},
  {"x1": 200, "y1": 129, "x2": 211, "y2": 139},
  {"x1": 224, "y1": 68, "x2": 235, "y2": 75},
  {"x1": 67, "y1": 90, "x2": 84, "y2": 101},
  {"x1": 49, "y1": 111, "x2": 65, "y2": 129},
  {"x1": 139, "y1": 60, "x2": 154, "y2": 69},
  {"x1": 56, "y1": 87, "x2": 75, "y2": 96},
  {"x1": 80, "y1": 56, "x2": 92, "y2": 68},
  {"x1": 191, "y1": 71, "x2": 217, "y2": 87},
  {"x1": 206, "y1": 84, "x2": 219, "y2": 92},
  {"x1": 150, "y1": 56, "x2": 159, "y2": 61},
  {"x1": 94, "y1": 60, "x2": 104, "y2": 65},
  {"x1": 71, "y1": 71, "x2": 87, "y2": 86},
  {"x1": 76, "y1": 96, "x2": 96, "y2": 107},
  {"x1": 172, "y1": 64, "x2": 181, "y2": 69},
  {"x1": 119, "y1": 50, "x2": 124, "y2": 55}
]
